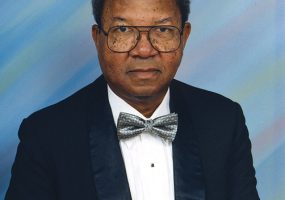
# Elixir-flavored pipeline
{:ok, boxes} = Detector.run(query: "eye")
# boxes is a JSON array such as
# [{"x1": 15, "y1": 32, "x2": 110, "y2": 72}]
[
  {"x1": 159, "y1": 27, "x2": 168, "y2": 32},
  {"x1": 118, "y1": 26, "x2": 128, "y2": 32}
]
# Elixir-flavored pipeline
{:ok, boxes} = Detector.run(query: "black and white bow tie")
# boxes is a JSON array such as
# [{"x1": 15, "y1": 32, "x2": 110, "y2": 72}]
[{"x1": 117, "y1": 112, "x2": 178, "y2": 141}]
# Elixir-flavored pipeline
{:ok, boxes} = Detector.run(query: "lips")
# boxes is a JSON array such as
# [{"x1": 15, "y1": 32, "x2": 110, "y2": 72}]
[
  {"x1": 127, "y1": 67, "x2": 161, "y2": 79},
  {"x1": 128, "y1": 68, "x2": 160, "y2": 72}
]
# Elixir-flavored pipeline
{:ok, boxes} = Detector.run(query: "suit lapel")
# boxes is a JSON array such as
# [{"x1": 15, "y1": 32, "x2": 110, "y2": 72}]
[
  {"x1": 170, "y1": 81, "x2": 206, "y2": 200},
  {"x1": 86, "y1": 76, "x2": 132, "y2": 200}
]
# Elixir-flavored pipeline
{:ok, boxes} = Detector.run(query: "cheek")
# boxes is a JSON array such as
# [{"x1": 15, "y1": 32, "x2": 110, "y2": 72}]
[
  {"x1": 99, "y1": 51, "x2": 129, "y2": 78},
  {"x1": 162, "y1": 52, "x2": 182, "y2": 73}
]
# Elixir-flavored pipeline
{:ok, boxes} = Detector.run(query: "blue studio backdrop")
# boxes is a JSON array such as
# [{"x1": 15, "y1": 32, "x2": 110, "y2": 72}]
[{"x1": 0, "y1": 0, "x2": 285, "y2": 199}]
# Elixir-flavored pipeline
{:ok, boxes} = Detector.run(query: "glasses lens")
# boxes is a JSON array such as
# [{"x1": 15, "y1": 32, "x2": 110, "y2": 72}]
[
  {"x1": 150, "y1": 26, "x2": 180, "y2": 52},
  {"x1": 108, "y1": 26, "x2": 137, "y2": 52}
]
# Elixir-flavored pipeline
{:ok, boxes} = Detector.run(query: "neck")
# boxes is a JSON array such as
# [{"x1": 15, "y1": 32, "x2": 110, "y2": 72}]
[
  {"x1": 125, "y1": 95, "x2": 165, "y2": 118},
  {"x1": 112, "y1": 89, "x2": 168, "y2": 118}
]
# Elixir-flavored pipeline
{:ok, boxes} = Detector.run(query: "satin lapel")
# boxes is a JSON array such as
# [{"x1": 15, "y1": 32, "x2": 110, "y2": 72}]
[
  {"x1": 170, "y1": 81, "x2": 206, "y2": 200},
  {"x1": 86, "y1": 76, "x2": 132, "y2": 200}
]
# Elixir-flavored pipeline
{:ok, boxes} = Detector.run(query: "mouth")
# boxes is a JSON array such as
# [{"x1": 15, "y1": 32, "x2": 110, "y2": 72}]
[{"x1": 127, "y1": 68, "x2": 161, "y2": 79}]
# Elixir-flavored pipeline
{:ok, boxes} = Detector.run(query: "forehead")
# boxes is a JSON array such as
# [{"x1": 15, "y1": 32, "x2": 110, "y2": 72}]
[{"x1": 102, "y1": 0, "x2": 181, "y2": 26}]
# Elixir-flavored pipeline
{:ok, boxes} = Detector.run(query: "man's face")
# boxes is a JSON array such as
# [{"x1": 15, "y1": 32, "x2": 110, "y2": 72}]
[{"x1": 92, "y1": 0, "x2": 190, "y2": 102}]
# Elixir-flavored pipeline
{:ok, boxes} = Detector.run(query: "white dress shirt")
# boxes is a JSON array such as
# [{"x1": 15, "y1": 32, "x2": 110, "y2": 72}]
[{"x1": 108, "y1": 86, "x2": 174, "y2": 200}]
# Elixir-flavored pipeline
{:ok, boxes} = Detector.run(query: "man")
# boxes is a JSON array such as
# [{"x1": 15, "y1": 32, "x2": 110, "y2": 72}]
[{"x1": 5, "y1": 0, "x2": 260, "y2": 199}]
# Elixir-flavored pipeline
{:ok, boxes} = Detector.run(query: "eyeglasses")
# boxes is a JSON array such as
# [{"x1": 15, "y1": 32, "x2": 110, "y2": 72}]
[{"x1": 98, "y1": 25, "x2": 183, "y2": 53}]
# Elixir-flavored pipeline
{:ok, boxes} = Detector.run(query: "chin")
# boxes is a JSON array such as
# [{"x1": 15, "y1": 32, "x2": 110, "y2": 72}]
[{"x1": 128, "y1": 86, "x2": 166, "y2": 98}]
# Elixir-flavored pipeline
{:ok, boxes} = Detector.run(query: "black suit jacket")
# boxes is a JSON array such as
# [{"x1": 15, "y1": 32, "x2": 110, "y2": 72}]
[{"x1": 5, "y1": 76, "x2": 259, "y2": 200}]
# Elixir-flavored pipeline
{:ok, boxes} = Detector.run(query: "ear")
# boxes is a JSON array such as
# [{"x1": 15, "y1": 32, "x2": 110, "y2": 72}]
[
  {"x1": 91, "y1": 24, "x2": 100, "y2": 49},
  {"x1": 181, "y1": 22, "x2": 191, "y2": 49}
]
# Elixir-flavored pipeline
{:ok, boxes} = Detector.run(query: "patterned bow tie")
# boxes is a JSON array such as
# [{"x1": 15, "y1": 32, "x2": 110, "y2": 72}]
[{"x1": 117, "y1": 112, "x2": 178, "y2": 141}]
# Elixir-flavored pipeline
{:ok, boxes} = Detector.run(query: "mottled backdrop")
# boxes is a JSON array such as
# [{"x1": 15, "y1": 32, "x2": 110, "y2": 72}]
[{"x1": 0, "y1": 0, "x2": 284, "y2": 199}]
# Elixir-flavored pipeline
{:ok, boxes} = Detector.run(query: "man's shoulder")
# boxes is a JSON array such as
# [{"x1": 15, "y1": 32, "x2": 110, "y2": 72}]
[
  {"x1": 24, "y1": 76, "x2": 106, "y2": 127},
  {"x1": 170, "y1": 80, "x2": 245, "y2": 144},
  {"x1": 171, "y1": 79, "x2": 235, "y2": 107},
  {"x1": 170, "y1": 79, "x2": 243, "y2": 125},
  {"x1": 29, "y1": 83, "x2": 90, "y2": 120}
]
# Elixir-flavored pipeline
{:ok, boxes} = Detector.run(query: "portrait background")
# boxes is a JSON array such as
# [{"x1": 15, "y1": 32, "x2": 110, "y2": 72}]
[{"x1": 0, "y1": 0, "x2": 284, "y2": 199}]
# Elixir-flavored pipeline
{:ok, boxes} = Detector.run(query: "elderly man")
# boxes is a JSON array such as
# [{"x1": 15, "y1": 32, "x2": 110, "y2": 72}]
[{"x1": 5, "y1": 0, "x2": 260, "y2": 199}]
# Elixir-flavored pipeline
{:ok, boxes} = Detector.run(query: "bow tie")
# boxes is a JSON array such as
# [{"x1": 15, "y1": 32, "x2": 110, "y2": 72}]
[{"x1": 117, "y1": 112, "x2": 178, "y2": 141}]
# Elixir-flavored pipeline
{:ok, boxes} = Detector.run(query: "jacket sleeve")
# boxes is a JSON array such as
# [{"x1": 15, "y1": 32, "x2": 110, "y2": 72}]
[
  {"x1": 5, "y1": 118, "x2": 56, "y2": 200},
  {"x1": 228, "y1": 103, "x2": 260, "y2": 200}
]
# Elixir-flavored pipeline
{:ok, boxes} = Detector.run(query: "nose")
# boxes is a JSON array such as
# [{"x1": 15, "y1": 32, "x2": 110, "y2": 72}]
[{"x1": 129, "y1": 32, "x2": 158, "y2": 58}]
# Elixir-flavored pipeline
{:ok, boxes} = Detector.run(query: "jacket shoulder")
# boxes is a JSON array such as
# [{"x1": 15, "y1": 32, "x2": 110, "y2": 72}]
[
  {"x1": 170, "y1": 79, "x2": 243, "y2": 131},
  {"x1": 26, "y1": 76, "x2": 105, "y2": 124},
  {"x1": 171, "y1": 79, "x2": 236, "y2": 108},
  {"x1": 19, "y1": 76, "x2": 106, "y2": 141}
]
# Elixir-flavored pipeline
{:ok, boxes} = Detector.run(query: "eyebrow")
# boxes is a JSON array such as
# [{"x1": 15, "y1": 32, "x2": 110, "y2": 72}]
[
  {"x1": 112, "y1": 16, "x2": 126, "y2": 22},
  {"x1": 111, "y1": 16, "x2": 173, "y2": 24},
  {"x1": 154, "y1": 17, "x2": 173, "y2": 24}
]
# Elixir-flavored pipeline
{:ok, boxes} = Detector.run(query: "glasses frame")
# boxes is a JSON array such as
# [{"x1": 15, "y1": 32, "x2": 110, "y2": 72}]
[{"x1": 97, "y1": 25, "x2": 184, "y2": 53}]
